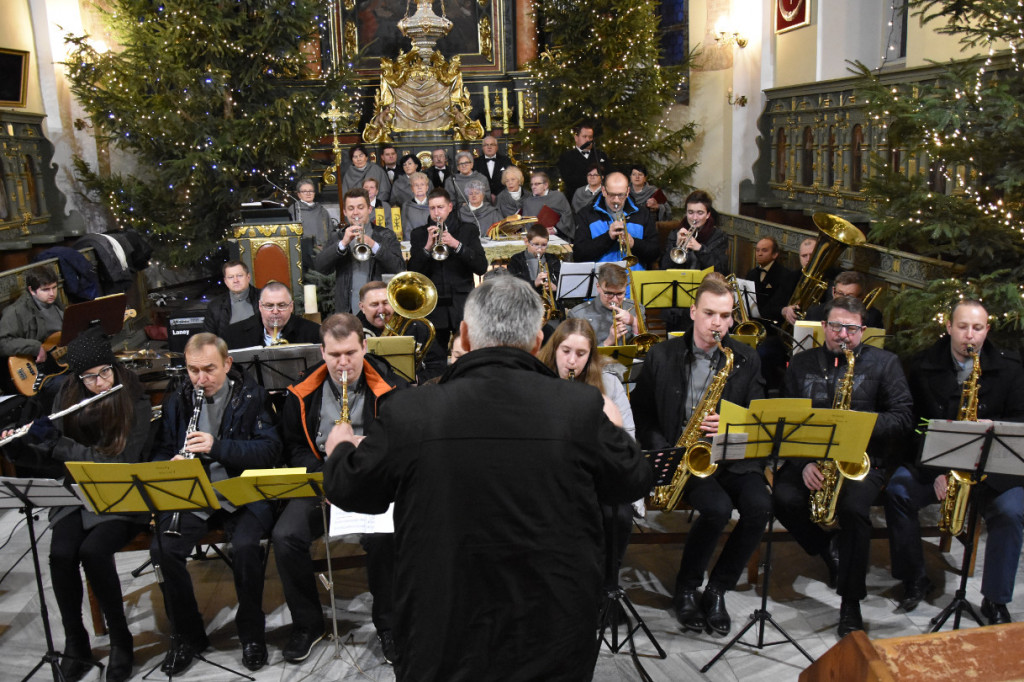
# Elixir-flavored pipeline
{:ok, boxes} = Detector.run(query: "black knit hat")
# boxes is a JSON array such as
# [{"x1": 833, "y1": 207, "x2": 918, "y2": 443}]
[{"x1": 67, "y1": 329, "x2": 116, "y2": 377}]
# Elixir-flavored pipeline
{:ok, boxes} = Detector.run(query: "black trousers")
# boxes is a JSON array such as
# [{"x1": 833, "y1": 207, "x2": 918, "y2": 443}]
[
  {"x1": 272, "y1": 497, "x2": 396, "y2": 632},
  {"x1": 676, "y1": 469, "x2": 772, "y2": 595},
  {"x1": 150, "y1": 506, "x2": 269, "y2": 643},
  {"x1": 50, "y1": 510, "x2": 143, "y2": 645},
  {"x1": 773, "y1": 462, "x2": 886, "y2": 600}
]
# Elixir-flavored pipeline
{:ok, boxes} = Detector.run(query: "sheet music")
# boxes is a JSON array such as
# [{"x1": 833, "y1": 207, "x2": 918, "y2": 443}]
[
  {"x1": 734, "y1": 277, "x2": 761, "y2": 319},
  {"x1": 330, "y1": 502, "x2": 395, "y2": 536},
  {"x1": 0, "y1": 477, "x2": 83, "y2": 509}
]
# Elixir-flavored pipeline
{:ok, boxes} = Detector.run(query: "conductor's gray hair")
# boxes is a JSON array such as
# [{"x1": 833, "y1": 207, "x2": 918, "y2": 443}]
[
  {"x1": 465, "y1": 179, "x2": 487, "y2": 196},
  {"x1": 464, "y1": 276, "x2": 544, "y2": 351}
]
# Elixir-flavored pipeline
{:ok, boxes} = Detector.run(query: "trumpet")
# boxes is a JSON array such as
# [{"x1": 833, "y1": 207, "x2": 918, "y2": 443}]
[
  {"x1": 336, "y1": 370, "x2": 351, "y2": 425},
  {"x1": 613, "y1": 211, "x2": 638, "y2": 267},
  {"x1": 669, "y1": 224, "x2": 696, "y2": 265},
  {"x1": 430, "y1": 220, "x2": 450, "y2": 261},
  {"x1": 166, "y1": 386, "x2": 205, "y2": 537},
  {"x1": 351, "y1": 223, "x2": 372, "y2": 262}
]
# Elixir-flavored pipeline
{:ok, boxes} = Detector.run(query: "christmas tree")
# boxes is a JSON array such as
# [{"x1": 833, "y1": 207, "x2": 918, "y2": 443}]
[
  {"x1": 522, "y1": 0, "x2": 698, "y2": 192},
  {"x1": 64, "y1": 0, "x2": 357, "y2": 266},
  {"x1": 856, "y1": 0, "x2": 1024, "y2": 354}
]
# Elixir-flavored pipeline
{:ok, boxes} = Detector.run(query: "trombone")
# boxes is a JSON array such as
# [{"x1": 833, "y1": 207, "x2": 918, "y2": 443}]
[{"x1": 382, "y1": 271, "x2": 438, "y2": 365}]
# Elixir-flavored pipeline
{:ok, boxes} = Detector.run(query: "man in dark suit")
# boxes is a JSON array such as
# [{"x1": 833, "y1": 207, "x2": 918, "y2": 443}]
[
  {"x1": 557, "y1": 121, "x2": 608, "y2": 200},
  {"x1": 379, "y1": 144, "x2": 399, "y2": 188},
  {"x1": 745, "y1": 237, "x2": 793, "y2": 324},
  {"x1": 426, "y1": 148, "x2": 451, "y2": 189},
  {"x1": 322, "y1": 275, "x2": 652, "y2": 682},
  {"x1": 203, "y1": 261, "x2": 259, "y2": 338},
  {"x1": 472, "y1": 136, "x2": 512, "y2": 199},
  {"x1": 223, "y1": 282, "x2": 321, "y2": 349},
  {"x1": 408, "y1": 188, "x2": 488, "y2": 375}
]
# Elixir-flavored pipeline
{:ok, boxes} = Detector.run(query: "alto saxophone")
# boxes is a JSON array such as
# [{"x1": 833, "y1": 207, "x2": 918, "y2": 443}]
[
  {"x1": 809, "y1": 343, "x2": 871, "y2": 530},
  {"x1": 649, "y1": 332, "x2": 734, "y2": 511},
  {"x1": 336, "y1": 370, "x2": 351, "y2": 425},
  {"x1": 539, "y1": 257, "x2": 560, "y2": 322},
  {"x1": 938, "y1": 345, "x2": 980, "y2": 536}
]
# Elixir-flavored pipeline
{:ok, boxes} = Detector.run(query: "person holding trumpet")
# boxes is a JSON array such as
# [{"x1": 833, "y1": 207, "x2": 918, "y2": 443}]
[
  {"x1": 1, "y1": 329, "x2": 151, "y2": 682},
  {"x1": 572, "y1": 171, "x2": 659, "y2": 269},
  {"x1": 567, "y1": 263, "x2": 642, "y2": 347},
  {"x1": 315, "y1": 187, "x2": 404, "y2": 315},
  {"x1": 660, "y1": 190, "x2": 728, "y2": 275},
  {"x1": 508, "y1": 224, "x2": 564, "y2": 321},
  {"x1": 274, "y1": 313, "x2": 409, "y2": 664}
]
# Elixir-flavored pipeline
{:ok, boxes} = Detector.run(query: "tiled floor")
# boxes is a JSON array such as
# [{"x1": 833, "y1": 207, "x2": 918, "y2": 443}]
[{"x1": 0, "y1": 505, "x2": 1020, "y2": 681}]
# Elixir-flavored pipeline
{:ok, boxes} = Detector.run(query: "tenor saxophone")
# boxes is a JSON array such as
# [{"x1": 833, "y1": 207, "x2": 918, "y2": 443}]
[
  {"x1": 809, "y1": 343, "x2": 871, "y2": 530},
  {"x1": 938, "y1": 345, "x2": 980, "y2": 536},
  {"x1": 649, "y1": 332, "x2": 734, "y2": 511}
]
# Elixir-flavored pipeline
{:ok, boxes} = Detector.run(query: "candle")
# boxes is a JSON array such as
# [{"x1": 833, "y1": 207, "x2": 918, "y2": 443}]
[
  {"x1": 517, "y1": 91, "x2": 524, "y2": 129},
  {"x1": 303, "y1": 284, "x2": 318, "y2": 314},
  {"x1": 501, "y1": 88, "x2": 509, "y2": 134},
  {"x1": 483, "y1": 85, "x2": 491, "y2": 132}
]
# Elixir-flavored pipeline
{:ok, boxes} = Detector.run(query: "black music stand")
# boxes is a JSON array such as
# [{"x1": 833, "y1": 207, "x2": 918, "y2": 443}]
[
  {"x1": 594, "y1": 448, "x2": 682, "y2": 682},
  {"x1": 0, "y1": 477, "x2": 97, "y2": 682},
  {"x1": 920, "y1": 420, "x2": 1024, "y2": 631},
  {"x1": 65, "y1": 460, "x2": 254, "y2": 682},
  {"x1": 699, "y1": 399, "x2": 875, "y2": 673},
  {"x1": 228, "y1": 344, "x2": 322, "y2": 392}
]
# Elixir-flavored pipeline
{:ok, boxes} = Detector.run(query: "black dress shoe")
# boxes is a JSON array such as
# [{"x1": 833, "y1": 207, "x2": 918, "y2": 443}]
[
  {"x1": 59, "y1": 646, "x2": 94, "y2": 682},
  {"x1": 701, "y1": 586, "x2": 731, "y2": 636},
  {"x1": 898, "y1": 576, "x2": 934, "y2": 612},
  {"x1": 819, "y1": 535, "x2": 840, "y2": 589},
  {"x1": 241, "y1": 640, "x2": 268, "y2": 671},
  {"x1": 160, "y1": 633, "x2": 209, "y2": 675},
  {"x1": 378, "y1": 630, "x2": 399, "y2": 665},
  {"x1": 837, "y1": 599, "x2": 864, "y2": 638},
  {"x1": 282, "y1": 626, "x2": 326, "y2": 663},
  {"x1": 673, "y1": 589, "x2": 706, "y2": 633},
  {"x1": 106, "y1": 640, "x2": 134, "y2": 682},
  {"x1": 981, "y1": 598, "x2": 1012, "y2": 625}
]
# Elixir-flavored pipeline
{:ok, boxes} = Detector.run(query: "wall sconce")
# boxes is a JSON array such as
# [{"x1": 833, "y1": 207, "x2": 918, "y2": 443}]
[
  {"x1": 727, "y1": 90, "x2": 748, "y2": 108},
  {"x1": 714, "y1": 17, "x2": 748, "y2": 48}
]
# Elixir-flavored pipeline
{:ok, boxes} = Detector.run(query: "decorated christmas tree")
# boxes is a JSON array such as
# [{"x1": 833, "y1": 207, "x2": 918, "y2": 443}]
[
  {"x1": 522, "y1": 0, "x2": 698, "y2": 192},
  {"x1": 65, "y1": 0, "x2": 357, "y2": 266},
  {"x1": 856, "y1": 0, "x2": 1024, "y2": 354}
]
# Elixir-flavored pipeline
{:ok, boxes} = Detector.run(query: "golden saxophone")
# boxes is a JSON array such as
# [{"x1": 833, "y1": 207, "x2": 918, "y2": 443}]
[
  {"x1": 539, "y1": 257, "x2": 560, "y2": 323},
  {"x1": 938, "y1": 345, "x2": 980, "y2": 536},
  {"x1": 270, "y1": 319, "x2": 289, "y2": 346},
  {"x1": 336, "y1": 370, "x2": 351, "y2": 425},
  {"x1": 649, "y1": 332, "x2": 733, "y2": 511},
  {"x1": 809, "y1": 343, "x2": 871, "y2": 530}
]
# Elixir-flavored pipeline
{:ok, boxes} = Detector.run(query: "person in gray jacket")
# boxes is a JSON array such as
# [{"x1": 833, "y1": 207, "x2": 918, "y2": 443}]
[
  {"x1": 0, "y1": 265, "x2": 65, "y2": 362},
  {"x1": 314, "y1": 188, "x2": 404, "y2": 314}
]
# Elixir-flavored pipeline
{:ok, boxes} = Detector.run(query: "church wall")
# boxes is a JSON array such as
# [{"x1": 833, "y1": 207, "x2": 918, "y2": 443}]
[{"x1": 1, "y1": 1, "x2": 46, "y2": 115}]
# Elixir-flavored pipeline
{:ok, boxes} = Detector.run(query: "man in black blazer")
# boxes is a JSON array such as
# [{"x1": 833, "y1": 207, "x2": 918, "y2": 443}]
[
  {"x1": 426, "y1": 148, "x2": 451, "y2": 189},
  {"x1": 408, "y1": 188, "x2": 488, "y2": 375},
  {"x1": 223, "y1": 282, "x2": 321, "y2": 349},
  {"x1": 473, "y1": 136, "x2": 512, "y2": 199},
  {"x1": 744, "y1": 237, "x2": 793, "y2": 323},
  {"x1": 557, "y1": 121, "x2": 608, "y2": 200}
]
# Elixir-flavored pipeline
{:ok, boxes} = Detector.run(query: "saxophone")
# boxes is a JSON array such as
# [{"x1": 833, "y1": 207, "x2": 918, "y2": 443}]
[
  {"x1": 938, "y1": 345, "x2": 980, "y2": 536},
  {"x1": 649, "y1": 332, "x2": 734, "y2": 511},
  {"x1": 809, "y1": 343, "x2": 871, "y2": 530},
  {"x1": 336, "y1": 370, "x2": 351, "y2": 425}
]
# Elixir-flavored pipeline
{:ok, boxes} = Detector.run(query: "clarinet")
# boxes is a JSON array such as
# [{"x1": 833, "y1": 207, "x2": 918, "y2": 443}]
[{"x1": 164, "y1": 386, "x2": 205, "y2": 537}]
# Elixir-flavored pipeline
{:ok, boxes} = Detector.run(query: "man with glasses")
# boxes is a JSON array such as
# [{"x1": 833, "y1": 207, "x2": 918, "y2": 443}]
[
  {"x1": 427, "y1": 148, "x2": 450, "y2": 189},
  {"x1": 567, "y1": 263, "x2": 641, "y2": 347},
  {"x1": 521, "y1": 171, "x2": 575, "y2": 240},
  {"x1": 572, "y1": 171, "x2": 659, "y2": 269},
  {"x1": 290, "y1": 179, "x2": 334, "y2": 270},
  {"x1": 223, "y1": 282, "x2": 321, "y2": 350},
  {"x1": 800, "y1": 270, "x2": 884, "y2": 329},
  {"x1": 773, "y1": 296, "x2": 913, "y2": 639}
]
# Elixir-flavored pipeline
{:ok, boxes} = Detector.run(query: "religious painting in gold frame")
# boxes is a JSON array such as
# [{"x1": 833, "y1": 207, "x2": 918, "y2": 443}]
[
  {"x1": 0, "y1": 49, "x2": 30, "y2": 108},
  {"x1": 334, "y1": 0, "x2": 501, "y2": 75},
  {"x1": 775, "y1": 0, "x2": 810, "y2": 34}
]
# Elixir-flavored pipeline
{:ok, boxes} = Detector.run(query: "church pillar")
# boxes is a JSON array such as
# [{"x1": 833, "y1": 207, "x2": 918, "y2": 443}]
[{"x1": 515, "y1": 0, "x2": 537, "y2": 69}]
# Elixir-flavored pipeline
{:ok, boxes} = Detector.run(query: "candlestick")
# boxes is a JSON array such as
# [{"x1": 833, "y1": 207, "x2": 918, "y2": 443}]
[
  {"x1": 483, "y1": 86, "x2": 491, "y2": 133},
  {"x1": 501, "y1": 88, "x2": 509, "y2": 134},
  {"x1": 304, "y1": 284, "x2": 318, "y2": 314},
  {"x1": 517, "y1": 91, "x2": 524, "y2": 130}
]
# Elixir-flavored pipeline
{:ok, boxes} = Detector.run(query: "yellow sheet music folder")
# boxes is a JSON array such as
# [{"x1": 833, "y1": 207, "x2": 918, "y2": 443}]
[
  {"x1": 65, "y1": 459, "x2": 221, "y2": 515},
  {"x1": 633, "y1": 267, "x2": 713, "y2": 309},
  {"x1": 213, "y1": 469, "x2": 325, "y2": 507},
  {"x1": 717, "y1": 398, "x2": 877, "y2": 464}
]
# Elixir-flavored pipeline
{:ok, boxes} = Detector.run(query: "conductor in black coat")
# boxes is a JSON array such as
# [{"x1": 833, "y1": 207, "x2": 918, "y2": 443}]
[
  {"x1": 408, "y1": 188, "x2": 488, "y2": 374},
  {"x1": 632, "y1": 275, "x2": 769, "y2": 636},
  {"x1": 744, "y1": 237, "x2": 793, "y2": 323},
  {"x1": 322, "y1": 276, "x2": 652, "y2": 682},
  {"x1": 556, "y1": 121, "x2": 609, "y2": 200},
  {"x1": 222, "y1": 282, "x2": 321, "y2": 349}
]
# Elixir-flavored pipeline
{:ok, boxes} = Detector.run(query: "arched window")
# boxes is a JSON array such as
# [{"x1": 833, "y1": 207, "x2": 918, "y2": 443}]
[
  {"x1": 775, "y1": 128, "x2": 787, "y2": 183},
  {"x1": 850, "y1": 125, "x2": 864, "y2": 191},
  {"x1": 801, "y1": 126, "x2": 815, "y2": 186}
]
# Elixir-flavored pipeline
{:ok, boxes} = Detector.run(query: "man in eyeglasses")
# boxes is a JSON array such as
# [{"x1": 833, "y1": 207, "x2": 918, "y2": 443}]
[
  {"x1": 572, "y1": 171, "x2": 659, "y2": 270},
  {"x1": 772, "y1": 295, "x2": 913, "y2": 639},
  {"x1": 223, "y1": 282, "x2": 321, "y2": 350}
]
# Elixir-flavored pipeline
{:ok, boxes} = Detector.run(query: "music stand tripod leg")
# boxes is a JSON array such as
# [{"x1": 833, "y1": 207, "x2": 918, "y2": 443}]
[
  {"x1": 930, "y1": 502, "x2": 985, "y2": 632},
  {"x1": 320, "y1": 500, "x2": 341, "y2": 659}
]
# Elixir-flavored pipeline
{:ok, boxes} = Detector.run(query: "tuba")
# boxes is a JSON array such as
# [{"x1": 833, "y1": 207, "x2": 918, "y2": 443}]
[
  {"x1": 809, "y1": 343, "x2": 871, "y2": 530},
  {"x1": 382, "y1": 271, "x2": 438, "y2": 365},
  {"x1": 787, "y1": 213, "x2": 866, "y2": 324},
  {"x1": 726, "y1": 274, "x2": 766, "y2": 345},
  {"x1": 938, "y1": 345, "x2": 980, "y2": 536},
  {"x1": 649, "y1": 332, "x2": 733, "y2": 511}
]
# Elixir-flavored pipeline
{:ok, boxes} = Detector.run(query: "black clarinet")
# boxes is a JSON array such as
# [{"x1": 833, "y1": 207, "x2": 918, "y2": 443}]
[{"x1": 164, "y1": 386, "x2": 205, "y2": 536}]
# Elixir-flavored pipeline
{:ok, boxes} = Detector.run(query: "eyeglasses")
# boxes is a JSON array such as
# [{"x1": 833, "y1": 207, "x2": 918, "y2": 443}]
[
  {"x1": 600, "y1": 289, "x2": 626, "y2": 298},
  {"x1": 297, "y1": 189, "x2": 315, "y2": 194},
  {"x1": 457, "y1": 161, "x2": 473, "y2": 166},
  {"x1": 80, "y1": 365, "x2": 114, "y2": 386},
  {"x1": 605, "y1": 192, "x2": 628, "y2": 199},
  {"x1": 825, "y1": 321, "x2": 864, "y2": 334},
  {"x1": 260, "y1": 302, "x2": 293, "y2": 312}
]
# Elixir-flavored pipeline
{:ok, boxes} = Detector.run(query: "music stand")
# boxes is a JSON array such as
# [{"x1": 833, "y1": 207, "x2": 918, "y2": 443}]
[
  {"x1": 631, "y1": 267, "x2": 711, "y2": 311},
  {"x1": 228, "y1": 344, "x2": 322, "y2": 391},
  {"x1": 61, "y1": 293, "x2": 131, "y2": 345},
  {"x1": 699, "y1": 397, "x2": 877, "y2": 673},
  {"x1": 366, "y1": 337, "x2": 416, "y2": 384},
  {"x1": 64, "y1": 460, "x2": 253, "y2": 681},
  {"x1": 920, "y1": 420, "x2": 1024, "y2": 631},
  {"x1": 0, "y1": 477, "x2": 96, "y2": 682}
]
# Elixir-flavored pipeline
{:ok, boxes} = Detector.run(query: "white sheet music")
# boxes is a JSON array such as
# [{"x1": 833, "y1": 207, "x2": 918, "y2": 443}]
[{"x1": 329, "y1": 502, "x2": 395, "y2": 536}]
